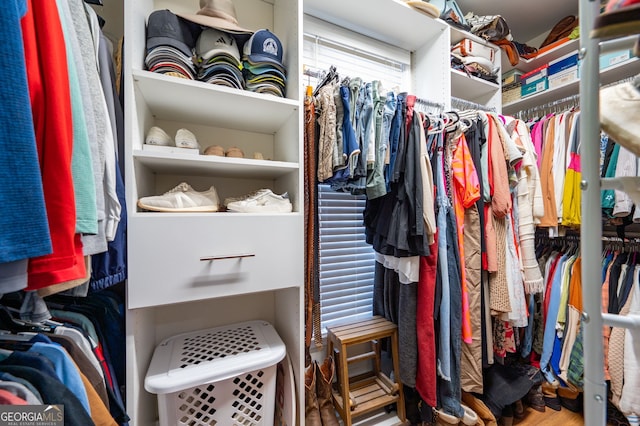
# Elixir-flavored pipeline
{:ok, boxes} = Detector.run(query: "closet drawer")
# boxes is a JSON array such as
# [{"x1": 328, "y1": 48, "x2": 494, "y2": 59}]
[{"x1": 127, "y1": 214, "x2": 303, "y2": 309}]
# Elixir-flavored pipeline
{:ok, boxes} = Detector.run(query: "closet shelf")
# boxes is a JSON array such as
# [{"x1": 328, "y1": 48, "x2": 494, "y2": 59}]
[
  {"x1": 133, "y1": 149, "x2": 299, "y2": 179},
  {"x1": 502, "y1": 39, "x2": 579, "y2": 74},
  {"x1": 450, "y1": 69, "x2": 500, "y2": 102},
  {"x1": 132, "y1": 70, "x2": 299, "y2": 134},
  {"x1": 303, "y1": 0, "x2": 447, "y2": 50},
  {"x1": 502, "y1": 57, "x2": 640, "y2": 115},
  {"x1": 449, "y1": 26, "x2": 498, "y2": 51}
]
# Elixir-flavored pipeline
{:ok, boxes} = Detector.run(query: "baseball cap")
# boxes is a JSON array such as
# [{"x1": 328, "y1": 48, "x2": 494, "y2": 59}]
[
  {"x1": 243, "y1": 29, "x2": 285, "y2": 71},
  {"x1": 196, "y1": 28, "x2": 241, "y2": 63},
  {"x1": 146, "y1": 10, "x2": 201, "y2": 57}
]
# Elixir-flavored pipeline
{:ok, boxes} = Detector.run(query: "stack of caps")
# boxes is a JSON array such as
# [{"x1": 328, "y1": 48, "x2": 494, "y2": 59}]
[
  {"x1": 242, "y1": 29, "x2": 287, "y2": 97},
  {"x1": 145, "y1": 10, "x2": 201, "y2": 80},
  {"x1": 195, "y1": 29, "x2": 245, "y2": 89}
]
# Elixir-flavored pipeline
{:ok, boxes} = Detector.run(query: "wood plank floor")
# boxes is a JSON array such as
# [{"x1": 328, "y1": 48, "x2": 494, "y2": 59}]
[{"x1": 514, "y1": 405, "x2": 584, "y2": 425}]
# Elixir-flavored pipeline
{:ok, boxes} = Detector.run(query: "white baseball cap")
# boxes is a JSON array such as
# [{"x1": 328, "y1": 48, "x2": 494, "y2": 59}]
[{"x1": 196, "y1": 28, "x2": 240, "y2": 63}]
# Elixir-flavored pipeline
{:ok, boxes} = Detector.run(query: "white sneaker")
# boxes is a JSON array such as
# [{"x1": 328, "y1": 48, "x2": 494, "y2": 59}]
[
  {"x1": 137, "y1": 182, "x2": 220, "y2": 212},
  {"x1": 600, "y1": 76, "x2": 640, "y2": 156},
  {"x1": 175, "y1": 128, "x2": 200, "y2": 150},
  {"x1": 145, "y1": 126, "x2": 172, "y2": 146},
  {"x1": 226, "y1": 189, "x2": 292, "y2": 213}
]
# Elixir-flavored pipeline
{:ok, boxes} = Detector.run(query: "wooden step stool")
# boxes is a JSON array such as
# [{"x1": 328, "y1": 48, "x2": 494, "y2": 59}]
[{"x1": 326, "y1": 316, "x2": 405, "y2": 426}]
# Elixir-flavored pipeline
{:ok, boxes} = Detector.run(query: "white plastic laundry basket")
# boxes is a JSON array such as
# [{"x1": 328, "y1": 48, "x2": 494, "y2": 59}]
[{"x1": 145, "y1": 320, "x2": 286, "y2": 426}]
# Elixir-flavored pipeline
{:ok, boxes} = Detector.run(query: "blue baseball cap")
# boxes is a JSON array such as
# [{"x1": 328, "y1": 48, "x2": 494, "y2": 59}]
[{"x1": 242, "y1": 29, "x2": 285, "y2": 71}]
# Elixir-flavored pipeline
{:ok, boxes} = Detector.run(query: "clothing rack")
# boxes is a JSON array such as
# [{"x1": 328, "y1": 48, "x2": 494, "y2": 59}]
[
  {"x1": 516, "y1": 94, "x2": 580, "y2": 121},
  {"x1": 416, "y1": 97, "x2": 445, "y2": 113},
  {"x1": 450, "y1": 96, "x2": 495, "y2": 112}
]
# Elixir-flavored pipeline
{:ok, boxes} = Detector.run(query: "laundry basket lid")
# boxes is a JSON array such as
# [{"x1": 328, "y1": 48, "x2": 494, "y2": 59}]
[{"x1": 144, "y1": 320, "x2": 286, "y2": 394}]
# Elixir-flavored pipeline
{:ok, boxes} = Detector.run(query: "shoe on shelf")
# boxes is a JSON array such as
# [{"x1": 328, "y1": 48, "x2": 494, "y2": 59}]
[
  {"x1": 145, "y1": 126, "x2": 173, "y2": 146},
  {"x1": 137, "y1": 182, "x2": 220, "y2": 212},
  {"x1": 592, "y1": 0, "x2": 640, "y2": 39},
  {"x1": 226, "y1": 146, "x2": 245, "y2": 158},
  {"x1": 203, "y1": 145, "x2": 224, "y2": 156},
  {"x1": 225, "y1": 189, "x2": 292, "y2": 213},
  {"x1": 600, "y1": 75, "x2": 640, "y2": 157},
  {"x1": 175, "y1": 128, "x2": 200, "y2": 150}
]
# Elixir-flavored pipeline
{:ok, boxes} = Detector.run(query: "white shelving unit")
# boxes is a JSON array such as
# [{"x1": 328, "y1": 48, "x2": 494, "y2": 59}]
[
  {"x1": 449, "y1": 26, "x2": 502, "y2": 110},
  {"x1": 304, "y1": 0, "x2": 502, "y2": 112},
  {"x1": 123, "y1": 0, "x2": 303, "y2": 424}
]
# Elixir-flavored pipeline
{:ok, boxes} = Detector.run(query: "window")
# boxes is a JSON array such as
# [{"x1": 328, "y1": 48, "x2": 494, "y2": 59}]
[{"x1": 304, "y1": 15, "x2": 410, "y2": 334}]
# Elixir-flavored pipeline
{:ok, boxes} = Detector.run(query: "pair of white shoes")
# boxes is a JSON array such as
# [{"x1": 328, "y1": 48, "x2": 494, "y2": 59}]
[{"x1": 145, "y1": 126, "x2": 200, "y2": 150}]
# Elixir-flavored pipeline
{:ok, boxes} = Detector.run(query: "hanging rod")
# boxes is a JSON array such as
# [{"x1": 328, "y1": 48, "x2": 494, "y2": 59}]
[
  {"x1": 416, "y1": 97, "x2": 445, "y2": 111},
  {"x1": 450, "y1": 96, "x2": 496, "y2": 112}
]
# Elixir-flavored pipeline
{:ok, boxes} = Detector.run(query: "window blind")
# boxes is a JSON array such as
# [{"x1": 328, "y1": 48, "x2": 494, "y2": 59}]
[
  {"x1": 304, "y1": 15, "x2": 409, "y2": 334},
  {"x1": 317, "y1": 184, "x2": 375, "y2": 332}
]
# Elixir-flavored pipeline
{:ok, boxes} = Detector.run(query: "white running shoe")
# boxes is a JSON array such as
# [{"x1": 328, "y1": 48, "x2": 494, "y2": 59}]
[
  {"x1": 175, "y1": 128, "x2": 200, "y2": 150},
  {"x1": 137, "y1": 182, "x2": 220, "y2": 212},
  {"x1": 145, "y1": 126, "x2": 173, "y2": 146},
  {"x1": 226, "y1": 189, "x2": 292, "y2": 213}
]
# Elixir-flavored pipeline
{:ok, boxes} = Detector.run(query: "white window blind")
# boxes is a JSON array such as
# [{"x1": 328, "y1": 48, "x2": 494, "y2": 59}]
[
  {"x1": 317, "y1": 184, "x2": 375, "y2": 332},
  {"x1": 304, "y1": 16, "x2": 409, "y2": 334}
]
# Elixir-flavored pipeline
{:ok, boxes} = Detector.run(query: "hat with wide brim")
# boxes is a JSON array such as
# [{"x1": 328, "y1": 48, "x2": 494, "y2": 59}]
[
  {"x1": 177, "y1": 0, "x2": 253, "y2": 35},
  {"x1": 406, "y1": 1, "x2": 441, "y2": 19}
]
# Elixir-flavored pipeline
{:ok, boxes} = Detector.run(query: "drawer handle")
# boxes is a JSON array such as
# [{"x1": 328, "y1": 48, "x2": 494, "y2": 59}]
[{"x1": 200, "y1": 254, "x2": 256, "y2": 261}]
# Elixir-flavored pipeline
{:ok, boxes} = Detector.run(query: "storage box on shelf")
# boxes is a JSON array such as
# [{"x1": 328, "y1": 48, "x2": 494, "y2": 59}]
[{"x1": 124, "y1": 0, "x2": 303, "y2": 424}]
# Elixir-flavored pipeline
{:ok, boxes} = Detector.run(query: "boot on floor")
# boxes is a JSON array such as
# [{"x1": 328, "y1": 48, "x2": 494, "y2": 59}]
[
  {"x1": 305, "y1": 362, "x2": 322, "y2": 426},
  {"x1": 316, "y1": 357, "x2": 340, "y2": 426},
  {"x1": 434, "y1": 408, "x2": 461, "y2": 426}
]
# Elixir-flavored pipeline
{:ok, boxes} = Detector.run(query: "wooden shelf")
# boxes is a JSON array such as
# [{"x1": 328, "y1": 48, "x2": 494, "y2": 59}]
[{"x1": 332, "y1": 374, "x2": 400, "y2": 419}]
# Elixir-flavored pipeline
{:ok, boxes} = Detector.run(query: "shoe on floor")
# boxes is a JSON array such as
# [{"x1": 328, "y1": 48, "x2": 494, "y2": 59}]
[
  {"x1": 226, "y1": 189, "x2": 292, "y2": 213},
  {"x1": 175, "y1": 128, "x2": 200, "y2": 150},
  {"x1": 592, "y1": 0, "x2": 640, "y2": 38},
  {"x1": 145, "y1": 126, "x2": 173, "y2": 146},
  {"x1": 137, "y1": 182, "x2": 219, "y2": 212},
  {"x1": 600, "y1": 75, "x2": 640, "y2": 156}
]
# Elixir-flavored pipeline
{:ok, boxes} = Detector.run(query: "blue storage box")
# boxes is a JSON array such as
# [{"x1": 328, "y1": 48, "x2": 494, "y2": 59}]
[
  {"x1": 521, "y1": 64, "x2": 548, "y2": 86},
  {"x1": 548, "y1": 52, "x2": 579, "y2": 76}
]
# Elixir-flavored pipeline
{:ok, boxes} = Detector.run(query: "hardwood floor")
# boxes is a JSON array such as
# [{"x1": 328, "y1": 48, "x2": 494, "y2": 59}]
[{"x1": 514, "y1": 405, "x2": 584, "y2": 426}]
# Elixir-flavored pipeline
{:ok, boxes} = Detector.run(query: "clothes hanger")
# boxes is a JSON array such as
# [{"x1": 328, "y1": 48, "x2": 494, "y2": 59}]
[
  {"x1": 313, "y1": 65, "x2": 337, "y2": 97},
  {"x1": 0, "y1": 306, "x2": 51, "y2": 334},
  {"x1": 84, "y1": 0, "x2": 103, "y2": 6}
]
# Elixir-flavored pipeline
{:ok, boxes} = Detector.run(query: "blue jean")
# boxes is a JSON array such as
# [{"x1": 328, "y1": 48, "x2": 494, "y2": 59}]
[
  {"x1": 386, "y1": 93, "x2": 404, "y2": 189},
  {"x1": 521, "y1": 293, "x2": 535, "y2": 358},
  {"x1": 540, "y1": 255, "x2": 566, "y2": 383},
  {"x1": 354, "y1": 82, "x2": 373, "y2": 182},
  {"x1": 366, "y1": 83, "x2": 390, "y2": 199},
  {"x1": 437, "y1": 206, "x2": 464, "y2": 419}
]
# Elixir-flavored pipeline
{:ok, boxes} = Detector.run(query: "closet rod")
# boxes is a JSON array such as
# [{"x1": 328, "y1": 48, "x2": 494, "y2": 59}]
[
  {"x1": 450, "y1": 96, "x2": 495, "y2": 112},
  {"x1": 416, "y1": 97, "x2": 445, "y2": 111}
]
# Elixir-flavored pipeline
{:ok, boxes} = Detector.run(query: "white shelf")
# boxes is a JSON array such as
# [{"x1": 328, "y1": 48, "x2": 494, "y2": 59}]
[
  {"x1": 502, "y1": 58, "x2": 640, "y2": 115},
  {"x1": 133, "y1": 149, "x2": 299, "y2": 179},
  {"x1": 132, "y1": 70, "x2": 299, "y2": 134},
  {"x1": 450, "y1": 69, "x2": 500, "y2": 102},
  {"x1": 449, "y1": 26, "x2": 498, "y2": 50},
  {"x1": 303, "y1": 0, "x2": 448, "y2": 51}
]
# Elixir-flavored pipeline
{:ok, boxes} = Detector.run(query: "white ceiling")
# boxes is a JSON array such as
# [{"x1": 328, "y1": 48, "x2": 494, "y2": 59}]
[{"x1": 455, "y1": 0, "x2": 579, "y2": 45}]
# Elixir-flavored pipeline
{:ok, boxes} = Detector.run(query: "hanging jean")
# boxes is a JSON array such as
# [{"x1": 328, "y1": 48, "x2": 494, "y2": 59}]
[
  {"x1": 437, "y1": 207, "x2": 464, "y2": 418},
  {"x1": 434, "y1": 133, "x2": 464, "y2": 418},
  {"x1": 366, "y1": 82, "x2": 388, "y2": 199},
  {"x1": 521, "y1": 293, "x2": 536, "y2": 358},
  {"x1": 353, "y1": 82, "x2": 372, "y2": 182},
  {"x1": 367, "y1": 88, "x2": 390, "y2": 199},
  {"x1": 386, "y1": 92, "x2": 404, "y2": 190}
]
